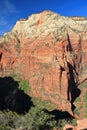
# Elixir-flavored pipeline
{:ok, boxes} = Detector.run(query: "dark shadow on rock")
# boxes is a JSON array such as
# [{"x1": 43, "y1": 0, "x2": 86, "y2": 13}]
[
  {"x1": 71, "y1": 104, "x2": 76, "y2": 112},
  {"x1": 49, "y1": 109, "x2": 74, "y2": 120},
  {"x1": 66, "y1": 128, "x2": 73, "y2": 130},
  {"x1": 67, "y1": 33, "x2": 73, "y2": 52},
  {"x1": 0, "y1": 77, "x2": 33, "y2": 114},
  {"x1": 67, "y1": 62, "x2": 81, "y2": 113},
  {"x1": 80, "y1": 129, "x2": 87, "y2": 130},
  {"x1": 67, "y1": 62, "x2": 81, "y2": 103}
]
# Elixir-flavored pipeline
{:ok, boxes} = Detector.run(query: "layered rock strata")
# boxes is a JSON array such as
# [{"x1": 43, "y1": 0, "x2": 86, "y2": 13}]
[{"x1": 0, "y1": 10, "x2": 87, "y2": 114}]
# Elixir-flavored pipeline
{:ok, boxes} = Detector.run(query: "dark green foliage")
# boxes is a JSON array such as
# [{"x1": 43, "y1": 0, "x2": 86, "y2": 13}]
[
  {"x1": 32, "y1": 97, "x2": 57, "y2": 111},
  {"x1": 81, "y1": 66, "x2": 87, "y2": 75},
  {"x1": 15, "y1": 106, "x2": 56, "y2": 130},
  {"x1": 84, "y1": 92, "x2": 87, "y2": 117},
  {"x1": 79, "y1": 82, "x2": 87, "y2": 117},
  {"x1": 80, "y1": 82, "x2": 87, "y2": 89},
  {"x1": 56, "y1": 118, "x2": 77, "y2": 130},
  {"x1": 12, "y1": 74, "x2": 30, "y2": 94},
  {"x1": 0, "y1": 108, "x2": 77, "y2": 130},
  {"x1": 73, "y1": 97, "x2": 82, "y2": 116},
  {"x1": 0, "y1": 76, "x2": 77, "y2": 130},
  {"x1": 19, "y1": 79, "x2": 30, "y2": 93},
  {"x1": 0, "y1": 110, "x2": 20, "y2": 130}
]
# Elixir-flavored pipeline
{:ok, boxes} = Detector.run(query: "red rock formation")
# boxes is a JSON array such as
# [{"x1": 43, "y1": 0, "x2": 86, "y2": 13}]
[
  {"x1": 64, "y1": 118, "x2": 87, "y2": 130},
  {"x1": 0, "y1": 10, "x2": 87, "y2": 115}
]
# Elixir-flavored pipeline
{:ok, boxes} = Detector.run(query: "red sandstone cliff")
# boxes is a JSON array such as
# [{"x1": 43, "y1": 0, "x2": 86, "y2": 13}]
[{"x1": 0, "y1": 10, "x2": 87, "y2": 115}]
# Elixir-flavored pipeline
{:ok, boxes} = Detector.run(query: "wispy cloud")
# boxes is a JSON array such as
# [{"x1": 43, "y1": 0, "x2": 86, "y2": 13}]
[
  {"x1": 4, "y1": 0, "x2": 18, "y2": 13},
  {"x1": 0, "y1": 0, "x2": 18, "y2": 35}
]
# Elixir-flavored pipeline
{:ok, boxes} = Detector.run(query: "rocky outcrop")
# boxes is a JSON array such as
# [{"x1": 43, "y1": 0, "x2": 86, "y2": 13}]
[
  {"x1": 64, "y1": 118, "x2": 87, "y2": 130},
  {"x1": 0, "y1": 10, "x2": 87, "y2": 115},
  {"x1": 71, "y1": 16, "x2": 87, "y2": 25}
]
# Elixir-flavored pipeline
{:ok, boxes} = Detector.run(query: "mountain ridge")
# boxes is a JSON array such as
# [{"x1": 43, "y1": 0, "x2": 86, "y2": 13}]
[{"x1": 0, "y1": 10, "x2": 87, "y2": 118}]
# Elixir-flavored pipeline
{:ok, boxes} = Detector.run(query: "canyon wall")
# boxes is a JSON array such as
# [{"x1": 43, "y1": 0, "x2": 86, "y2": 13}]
[{"x1": 0, "y1": 10, "x2": 87, "y2": 114}]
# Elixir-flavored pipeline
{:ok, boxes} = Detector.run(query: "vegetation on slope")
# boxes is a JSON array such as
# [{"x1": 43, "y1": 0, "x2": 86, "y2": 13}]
[
  {"x1": 0, "y1": 76, "x2": 77, "y2": 130},
  {"x1": 0, "y1": 108, "x2": 77, "y2": 130}
]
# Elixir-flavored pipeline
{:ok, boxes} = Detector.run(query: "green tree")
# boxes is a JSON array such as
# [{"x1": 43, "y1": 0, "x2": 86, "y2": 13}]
[
  {"x1": 15, "y1": 106, "x2": 56, "y2": 130},
  {"x1": 0, "y1": 110, "x2": 20, "y2": 130}
]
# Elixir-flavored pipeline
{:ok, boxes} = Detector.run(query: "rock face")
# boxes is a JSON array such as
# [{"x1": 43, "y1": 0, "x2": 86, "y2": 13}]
[
  {"x1": 64, "y1": 118, "x2": 87, "y2": 130},
  {"x1": 0, "y1": 10, "x2": 87, "y2": 115}
]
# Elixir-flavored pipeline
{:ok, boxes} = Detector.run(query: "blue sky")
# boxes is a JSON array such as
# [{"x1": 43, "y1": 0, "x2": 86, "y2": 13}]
[{"x1": 0, "y1": 0, "x2": 87, "y2": 35}]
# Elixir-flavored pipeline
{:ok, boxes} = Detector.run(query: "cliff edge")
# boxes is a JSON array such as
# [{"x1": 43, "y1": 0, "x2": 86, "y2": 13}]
[{"x1": 0, "y1": 10, "x2": 87, "y2": 116}]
